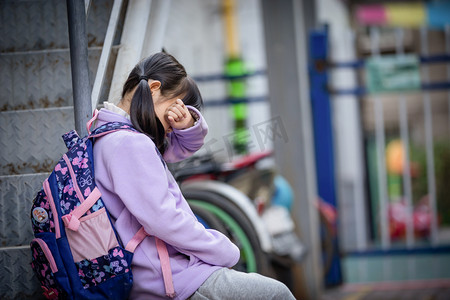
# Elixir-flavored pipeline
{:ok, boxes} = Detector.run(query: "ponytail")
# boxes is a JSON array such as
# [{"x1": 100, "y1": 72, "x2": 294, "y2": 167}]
[{"x1": 129, "y1": 79, "x2": 166, "y2": 153}]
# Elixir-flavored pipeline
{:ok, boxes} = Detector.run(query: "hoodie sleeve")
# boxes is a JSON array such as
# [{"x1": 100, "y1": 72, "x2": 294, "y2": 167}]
[
  {"x1": 163, "y1": 106, "x2": 208, "y2": 163},
  {"x1": 106, "y1": 132, "x2": 239, "y2": 268}
]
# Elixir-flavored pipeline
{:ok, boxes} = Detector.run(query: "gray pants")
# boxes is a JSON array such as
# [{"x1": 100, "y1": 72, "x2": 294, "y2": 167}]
[{"x1": 189, "y1": 268, "x2": 296, "y2": 300}]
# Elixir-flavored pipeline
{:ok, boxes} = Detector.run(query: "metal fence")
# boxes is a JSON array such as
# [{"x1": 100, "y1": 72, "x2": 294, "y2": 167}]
[{"x1": 310, "y1": 19, "x2": 450, "y2": 283}]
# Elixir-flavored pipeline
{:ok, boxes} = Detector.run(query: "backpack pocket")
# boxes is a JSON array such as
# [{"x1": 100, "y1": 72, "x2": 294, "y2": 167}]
[
  {"x1": 75, "y1": 246, "x2": 133, "y2": 289},
  {"x1": 65, "y1": 207, "x2": 119, "y2": 262},
  {"x1": 65, "y1": 207, "x2": 133, "y2": 289},
  {"x1": 30, "y1": 237, "x2": 66, "y2": 299}
]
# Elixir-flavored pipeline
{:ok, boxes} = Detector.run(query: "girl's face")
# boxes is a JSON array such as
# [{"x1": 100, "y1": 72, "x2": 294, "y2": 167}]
[
  {"x1": 153, "y1": 94, "x2": 179, "y2": 134},
  {"x1": 121, "y1": 80, "x2": 188, "y2": 135}
]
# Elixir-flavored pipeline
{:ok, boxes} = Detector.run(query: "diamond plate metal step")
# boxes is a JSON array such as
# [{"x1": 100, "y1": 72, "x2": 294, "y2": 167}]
[
  {"x1": 0, "y1": 0, "x2": 116, "y2": 53},
  {"x1": 0, "y1": 246, "x2": 44, "y2": 300},
  {"x1": 0, "y1": 0, "x2": 122, "y2": 298},
  {"x1": 0, "y1": 47, "x2": 119, "y2": 111},
  {"x1": 0, "y1": 173, "x2": 49, "y2": 247},
  {"x1": 0, "y1": 107, "x2": 75, "y2": 176}
]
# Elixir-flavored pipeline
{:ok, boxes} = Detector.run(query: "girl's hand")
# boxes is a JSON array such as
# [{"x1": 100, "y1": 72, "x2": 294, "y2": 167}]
[{"x1": 165, "y1": 99, "x2": 195, "y2": 130}]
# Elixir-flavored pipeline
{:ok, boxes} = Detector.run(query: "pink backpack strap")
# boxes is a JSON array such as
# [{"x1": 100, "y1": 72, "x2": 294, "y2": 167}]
[
  {"x1": 86, "y1": 109, "x2": 99, "y2": 134},
  {"x1": 125, "y1": 227, "x2": 147, "y2": 252},
  {"x1": 155, "y1": 237, "x2": 176, "y2": 298},
  {"x1": 126, "y1": 227, "x2": 176, "y2": 298},
  {"x1": 61, "y1": 187, "x2": 102, "y2": 231}
]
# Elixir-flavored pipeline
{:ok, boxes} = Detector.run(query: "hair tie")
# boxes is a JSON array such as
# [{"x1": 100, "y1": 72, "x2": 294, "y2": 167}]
[{"x1": 139, "y1": 76, "x2": 148, "y2": 82}]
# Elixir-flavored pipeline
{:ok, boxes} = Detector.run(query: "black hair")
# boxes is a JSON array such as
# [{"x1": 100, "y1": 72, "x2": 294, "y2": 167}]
[{"x1": 122, "y1": 52, "x2": 203, "y2": 154}]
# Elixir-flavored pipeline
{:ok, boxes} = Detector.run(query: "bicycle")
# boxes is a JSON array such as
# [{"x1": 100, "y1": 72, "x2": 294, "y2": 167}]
[{"x1": 169, "y1": 151, "x2": 308, "y2": 286}]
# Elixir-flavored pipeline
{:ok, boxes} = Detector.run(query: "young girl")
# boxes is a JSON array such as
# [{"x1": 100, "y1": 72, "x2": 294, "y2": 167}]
[{"x1": 93, "y1": 52, "x2": 295, "y2": 299}]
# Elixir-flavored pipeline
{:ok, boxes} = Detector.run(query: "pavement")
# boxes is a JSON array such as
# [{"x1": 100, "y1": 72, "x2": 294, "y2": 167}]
[{"x1": 321, "y1": 279, "x2": 450, "y2": 300}]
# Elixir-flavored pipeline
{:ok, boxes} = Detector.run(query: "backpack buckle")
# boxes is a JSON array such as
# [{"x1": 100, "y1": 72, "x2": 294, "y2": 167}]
[{"x1": 61, "y1": 214, "x2": 81, "y2": 231}]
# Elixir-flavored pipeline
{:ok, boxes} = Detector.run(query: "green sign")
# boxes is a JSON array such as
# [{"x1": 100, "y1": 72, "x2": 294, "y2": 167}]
[{"x1": 366, "y1": 54, "x2": 421, "y2": 94}]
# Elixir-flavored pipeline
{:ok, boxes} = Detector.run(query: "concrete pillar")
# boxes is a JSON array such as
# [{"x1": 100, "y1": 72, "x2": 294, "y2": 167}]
[{"x1": 261, "y1": 0, "x2": 322, "y2": 298}]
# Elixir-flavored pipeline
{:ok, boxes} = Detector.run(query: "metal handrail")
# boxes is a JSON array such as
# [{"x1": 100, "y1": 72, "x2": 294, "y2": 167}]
[
  {"x1": 66, "y1": 0, "x2": 91, "y2": 137},
  {"x1": 91, "y1": 0, "x2": 124, "y2": 110}
]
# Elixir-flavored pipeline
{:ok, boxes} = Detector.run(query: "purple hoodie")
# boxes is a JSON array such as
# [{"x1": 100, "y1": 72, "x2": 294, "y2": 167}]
[{"x1": 93, "y1": 107, "x2": 240, "y2": 299}]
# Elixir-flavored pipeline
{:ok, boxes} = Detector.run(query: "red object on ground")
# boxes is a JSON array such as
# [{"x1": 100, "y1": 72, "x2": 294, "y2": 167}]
[{"x1": 388, "y1": 196, "x2": 432, "y2": 240}]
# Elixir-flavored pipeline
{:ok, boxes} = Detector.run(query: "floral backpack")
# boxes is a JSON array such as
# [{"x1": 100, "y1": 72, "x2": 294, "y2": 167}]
[{"x1": 30, "y1": 112, "x2": 175, "y2": 299}]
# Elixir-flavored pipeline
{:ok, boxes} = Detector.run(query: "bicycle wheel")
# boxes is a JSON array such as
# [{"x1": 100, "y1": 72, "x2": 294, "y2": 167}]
[{"x1": 184, "y1": 189, "x2": 270, "y2": 275}]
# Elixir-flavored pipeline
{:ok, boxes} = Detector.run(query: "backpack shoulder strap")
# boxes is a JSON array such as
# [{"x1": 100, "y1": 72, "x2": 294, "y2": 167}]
[
  {"x1": 88, "y1": 115, "x2": 166, "y2": 167},
  {"x1": 87, "y1": 109, "x2": 138, "y2": 139},
  {"x1": 89, "y1": 122, "x2": 138, "y2": 139}
]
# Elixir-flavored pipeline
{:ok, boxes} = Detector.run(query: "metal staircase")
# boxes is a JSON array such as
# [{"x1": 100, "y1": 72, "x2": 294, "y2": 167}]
[{"x1": 0, "y1": 0, "x2": 121, "y2": 298}]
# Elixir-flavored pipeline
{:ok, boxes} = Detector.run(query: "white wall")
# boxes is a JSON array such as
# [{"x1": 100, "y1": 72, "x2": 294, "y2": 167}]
[{"x1": 163, "y1": 0, "x2": 271, "y2": 162}]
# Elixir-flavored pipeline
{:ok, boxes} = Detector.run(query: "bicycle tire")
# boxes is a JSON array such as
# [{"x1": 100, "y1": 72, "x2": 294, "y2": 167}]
[{"x1": 183, "y1": 189, "x2": 270, "y2": 275}]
